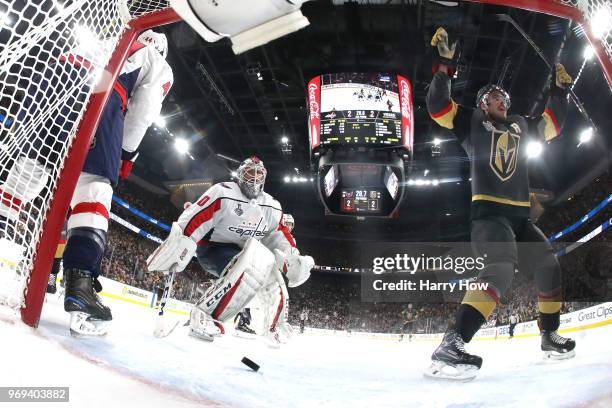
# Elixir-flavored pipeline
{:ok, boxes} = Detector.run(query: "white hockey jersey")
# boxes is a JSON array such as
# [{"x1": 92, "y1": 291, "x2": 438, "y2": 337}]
[
  {"x1": 177, "y1": 182, "x2": 297, "y2": 253},
  {"x1": 120, "y1": 42, "x2": 174, "y2": 157}
]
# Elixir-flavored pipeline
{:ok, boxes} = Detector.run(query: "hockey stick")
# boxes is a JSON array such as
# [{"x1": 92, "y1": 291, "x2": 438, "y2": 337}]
[
  {"x1": 493, "y1": 13, "x2": 598, "y2": 132},
  {"x1": 153, "y1": 264, "x2": 180, "y2": 338}
]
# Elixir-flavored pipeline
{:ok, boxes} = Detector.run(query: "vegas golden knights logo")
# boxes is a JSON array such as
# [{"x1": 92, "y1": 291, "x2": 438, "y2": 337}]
[{"x1": 489, "y1": 130, "x2": 520, "y2": 181}]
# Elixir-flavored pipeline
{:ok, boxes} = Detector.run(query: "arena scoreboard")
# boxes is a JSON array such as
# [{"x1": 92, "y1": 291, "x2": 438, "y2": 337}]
[{"x1": 308, "y1": 73, "x2": 413, "y2": 152}]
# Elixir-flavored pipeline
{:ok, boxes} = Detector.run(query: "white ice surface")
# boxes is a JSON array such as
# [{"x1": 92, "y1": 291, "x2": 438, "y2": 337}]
[{"x1": 1, "y1": 294, "x2": 611, "y2": 408}]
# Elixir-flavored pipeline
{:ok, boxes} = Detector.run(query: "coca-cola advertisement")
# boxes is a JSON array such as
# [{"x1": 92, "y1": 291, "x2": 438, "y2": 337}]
[
  {"x1": 397, "y1": 74, "x2": 414, "y2": 153},
  {"x1": 307, "y1": 76, "x2": 321, "y2": 152}
]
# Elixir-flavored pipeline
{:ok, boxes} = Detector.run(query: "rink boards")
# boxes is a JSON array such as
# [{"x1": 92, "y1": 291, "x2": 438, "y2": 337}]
[{"x1": 94, "y1": 275, "x2": 612, "y2": 342}]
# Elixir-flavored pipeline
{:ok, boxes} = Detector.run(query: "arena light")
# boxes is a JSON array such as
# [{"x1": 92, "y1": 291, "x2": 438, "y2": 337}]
[
  {"x1": 281, "y1": 136, "x2": 289, "y2": 144},
  {"x1": 174, "y1": 138, "x2": 189, "y2": 154},
  {"x1": 75, "y1": 25, "x2": 99, "y2": 50},
  {"x1": 445, "y1": 213, "x2": 451, "y2": 216},
  {"x1": 433, "y1": 138, "x2": 441, "y2": 146},
  {"x1": 154, "y1": 115, "x2": 167, "y2": 128},
  {"x1": 578, "y1": 127, "x2": 593, "y2": 146},
  {"x1": 583, "y1": 45, "x2": 595, "y2": 60},
  {"x1": 292, "y1": 176, "x2": 298, "y2": 183},
  {"x1": 592, "y1": 6, "x2": 612, "y2": 39},
  {"x1": 274, "y1": 116, "x2": 279, "y2": 121},
  {"x1": 284, "y1": 176, "x2": 290, "y2": 183},
  {"x1": 526, "y1": 141, "x2": 542, "y2": 159},
  {"x1": 432, "y1": 179, "x2": 439, "y2": 186}
]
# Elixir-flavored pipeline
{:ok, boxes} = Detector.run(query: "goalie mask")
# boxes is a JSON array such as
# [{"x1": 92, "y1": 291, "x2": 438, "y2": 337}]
[
  {"x1": 476, "y1": 84, "x2": 511, "y2": 111},
  {"x1": 138, "y1": 30, "x2": 168, "y2": 59},
  {"x1": 237, "y1": 156, "x2": 267, "y2": 199}
]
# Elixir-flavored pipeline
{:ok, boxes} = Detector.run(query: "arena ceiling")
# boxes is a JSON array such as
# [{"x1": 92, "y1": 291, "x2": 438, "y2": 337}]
[{"x1": 132, "y1": 0, "x2": 612, "y2": 239}]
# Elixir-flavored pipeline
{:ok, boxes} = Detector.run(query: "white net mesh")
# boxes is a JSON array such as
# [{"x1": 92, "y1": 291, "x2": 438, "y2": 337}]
[
  {"x1": 560, "y1": 0, "x2": 612, "y2": 67},
  {"x1": 0, "y1": 0, "x2": 170, "y2": 310}
]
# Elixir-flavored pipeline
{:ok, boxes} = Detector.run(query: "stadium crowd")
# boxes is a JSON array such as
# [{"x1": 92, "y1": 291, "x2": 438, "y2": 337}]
[{"x1": 97, "y1": 170, "x2": 611, "y2": 333}]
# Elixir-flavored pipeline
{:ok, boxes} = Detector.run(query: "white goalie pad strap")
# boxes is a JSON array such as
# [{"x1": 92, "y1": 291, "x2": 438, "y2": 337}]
[
  {"x1": 147, "y1": 222, "x2": 197, "y2": 273},
  {"x1": 0, "y1": 156, "x2": 49, "y2": 221},
  {"x1": 170, "y1": 0, "x2": 310, "y2": 54},
  {"x1": 198, "y1": 238, "x2": 275, "y2": 322},
  {"x1": 67, "y1": 173, "x2": 113, "y2": 232},
  {"x1": 275, "y1": 249, "x2": 313, "y2": 288}
]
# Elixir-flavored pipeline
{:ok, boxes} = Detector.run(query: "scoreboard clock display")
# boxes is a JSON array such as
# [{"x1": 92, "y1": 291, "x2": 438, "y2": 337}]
[{"x1": 341, "y1": 190, "x2": 382, "y2": 213}]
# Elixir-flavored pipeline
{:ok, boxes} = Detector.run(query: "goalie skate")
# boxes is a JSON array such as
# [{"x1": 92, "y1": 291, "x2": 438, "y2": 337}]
[{"x1": 189, "y1": 307, "x2": 223, "y2": 342}]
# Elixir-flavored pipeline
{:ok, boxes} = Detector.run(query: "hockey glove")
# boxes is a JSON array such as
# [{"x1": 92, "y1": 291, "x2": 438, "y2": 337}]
[
  {"x1": 275, "y1": 248, "x2": 314, "y2": 288},
  {"x1": 431, "y1": 27, "x2": 457, "y2": 59},
  {"x1": 555, "y1": 63, "x2": 572, "y2": 89},
  {"x1": 147, "y1": 222, "x2": 197, "y2": 273},
  {"x1": 431, "y1": 27, "x2": 458, "y2": 76}
]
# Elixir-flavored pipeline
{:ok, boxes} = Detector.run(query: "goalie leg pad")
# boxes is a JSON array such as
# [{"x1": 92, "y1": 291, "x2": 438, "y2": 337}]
[{"x1": 197, "y1": 238, "x2": 275, "y2": 323}]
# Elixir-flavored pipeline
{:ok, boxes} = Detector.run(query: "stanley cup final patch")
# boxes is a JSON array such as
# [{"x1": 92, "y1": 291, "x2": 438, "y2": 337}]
[
  {"x1": 489, "y1": 129, "x2": 520, "y2": 181},
  {"x1": 234, "y1": 203, "x2": 244, "y2": 216}
]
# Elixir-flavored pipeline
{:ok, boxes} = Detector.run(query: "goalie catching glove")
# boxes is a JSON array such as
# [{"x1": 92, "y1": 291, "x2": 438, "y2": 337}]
[
  {"x1": 274, "y1": 248, "x2": 314, "y2": 288},
  {"x1": 146, "y1": 222, "x2": 197, "y2": 273}
]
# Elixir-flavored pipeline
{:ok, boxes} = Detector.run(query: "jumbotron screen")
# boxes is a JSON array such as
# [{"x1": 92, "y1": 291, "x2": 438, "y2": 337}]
[
  {"x1": 308, "y1": 73, "x2": 413, "y2": 151},
  {"x1": 340, "y1": 189, "x2": 382, "y2": 213}
]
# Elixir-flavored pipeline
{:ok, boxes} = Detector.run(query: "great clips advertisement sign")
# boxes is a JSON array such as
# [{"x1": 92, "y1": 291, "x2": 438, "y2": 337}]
[
  {"x1": 307, "y1": 76, "x2": 321, "y2": 152},
  {"x1": 397, "y1": 74, "x2": 413, "y2": 153}
]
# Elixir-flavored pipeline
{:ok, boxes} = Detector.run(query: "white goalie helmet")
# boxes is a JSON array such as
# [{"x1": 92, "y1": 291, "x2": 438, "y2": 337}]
[
  {"x1": 282, "y1": 213, "x2": 295, "y2": 232},
  {"x1": 137, "y1": 29, "x2": 168, "y2": 59},
  {"x1": 237, "y1": 156, "x2": 267, "y2": 199}
]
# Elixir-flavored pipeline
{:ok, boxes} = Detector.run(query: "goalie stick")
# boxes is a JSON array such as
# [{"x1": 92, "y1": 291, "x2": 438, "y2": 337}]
[{"x1": 153, "y1": 264, "x2": 180, "y2": 338}]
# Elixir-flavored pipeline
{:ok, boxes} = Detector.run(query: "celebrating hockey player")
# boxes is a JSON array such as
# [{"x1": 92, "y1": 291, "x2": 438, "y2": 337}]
[
  {"x1": 147, "y1": 156, "x2": 314, "y2": 345},
  {"x1": 425, "y1": 27, "x2": 575, "y2": 380},
  {"x1": 60, "y1": 30, "x2": 172, "y2": 336}
]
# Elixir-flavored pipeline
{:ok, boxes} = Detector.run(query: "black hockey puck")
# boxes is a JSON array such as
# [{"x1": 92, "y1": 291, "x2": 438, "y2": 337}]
[{"x1": 241, "y1": 356, "x2": 260, "y2": 372}]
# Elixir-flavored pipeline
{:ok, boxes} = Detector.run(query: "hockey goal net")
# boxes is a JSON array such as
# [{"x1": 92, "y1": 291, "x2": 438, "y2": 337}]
[
  {"x1": 0, "y1": 0, "x2": 179, "y2": 326},
  {"x1": 0, "y1": 0, "x2": 610, "y2": 328}
]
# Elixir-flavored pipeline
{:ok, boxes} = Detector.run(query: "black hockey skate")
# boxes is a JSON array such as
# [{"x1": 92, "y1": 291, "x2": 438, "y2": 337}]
[
  {"x1": 541, "y1": 331, "x2": 575, "y2": 360},
  {"x1": 234, "y1": 311, "x2": 257, "y2": 339},
  {"x1": 234, "y1": 320, "x2": 257, "y2": 339},
  {"x1": 424, "y1": 330, "x2": 482, "y2": 381},
  {"x1": 64, "y1": 269, "x2": 112, "y2": 336},
  {"x1": 46, "y1": 273, "x2": 57, "y2": 294}
]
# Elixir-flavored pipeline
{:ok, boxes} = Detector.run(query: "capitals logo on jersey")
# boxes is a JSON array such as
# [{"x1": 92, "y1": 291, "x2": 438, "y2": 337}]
[{"x1": 489, "y1": 129, "x2": 520, "y2": 181}]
